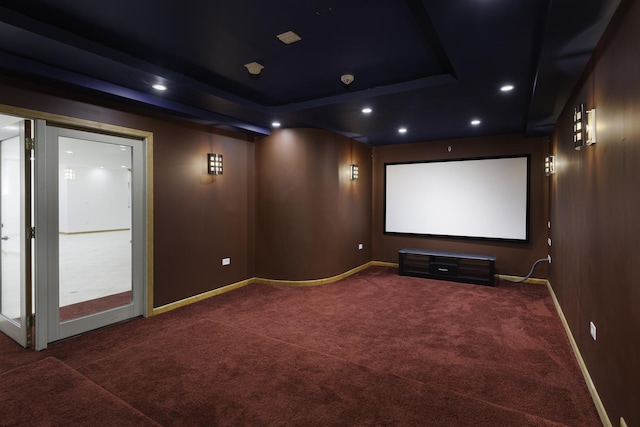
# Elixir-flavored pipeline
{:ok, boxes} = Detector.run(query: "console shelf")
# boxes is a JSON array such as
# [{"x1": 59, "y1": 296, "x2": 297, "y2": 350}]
[{"x1": 398, "y1": 248, "x2": 496, "y2": 286}]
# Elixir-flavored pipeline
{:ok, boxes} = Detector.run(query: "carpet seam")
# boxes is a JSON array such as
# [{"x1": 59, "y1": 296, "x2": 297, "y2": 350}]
[
  {"x1": 199, "y1": 318, "x2": 571, "y2": 427},
  {"x1": 0, "y1": 356, "x2": 163, "y2": 426}
]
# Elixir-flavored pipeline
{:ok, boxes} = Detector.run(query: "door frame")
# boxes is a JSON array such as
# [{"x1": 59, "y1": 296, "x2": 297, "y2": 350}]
[
  {"x1": 0, "y1": 118, "x2": 33, "y2": 347},
  {"x1": 0, "y1": 104, "x2": 154, "y2": 350}
]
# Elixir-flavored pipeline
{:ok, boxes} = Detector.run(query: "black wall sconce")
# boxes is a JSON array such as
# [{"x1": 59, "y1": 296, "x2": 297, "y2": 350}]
[
  {"x1": 574, "y1": 103, "x2": 597, "y2": 149},
  {"x1": 573, "y1": 103, "x2": 585, "y2": 150},
  {"x1": 351, "y1": 164, "x2": 359, "y2": 180},
  {"x1": 586, "y1": 108, "x2": 596, "y2": 146},
  {"x1": 208, "y1": 153, "x2": 223, "y2": 175},
  {"x1": 544, "y1": 155, "x2": 556, "y2": 176}
]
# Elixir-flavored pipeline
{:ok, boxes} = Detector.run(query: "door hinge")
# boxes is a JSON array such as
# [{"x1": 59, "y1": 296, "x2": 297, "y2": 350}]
[
  {"x1": 25, "y1": 137, "x2": 35, "y2": 151},
  {"x1": 28, "y1": 227, "x2": 35, "y2": 239},
  {"x1": 27, "y1": 313, "x2": 35, "y2": 328}
]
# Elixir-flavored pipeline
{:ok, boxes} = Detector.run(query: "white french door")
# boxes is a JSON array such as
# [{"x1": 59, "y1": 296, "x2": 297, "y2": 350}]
[
  {"x1": 0, "y1": 118, "x2": 33, "y2": 348},
  {"x1": 0, "y1": 114, "x2": 148, "y2": 350},
  {"x1": 39, "y1": 126, "x2": 146, "y2": 345}
]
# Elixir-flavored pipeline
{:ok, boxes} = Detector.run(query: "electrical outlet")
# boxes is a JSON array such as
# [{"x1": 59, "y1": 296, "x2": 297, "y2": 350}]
[
  {"x1": 358, "y1": 243, "x2": 363, "y2": 250},
  {"x1": 548, "y1": 221, "x2": 551, "y2": 229},
  {"x1": 590, "y1": 321, "x2": 597, "y2": 340},
  {"x1": 222, "y1": 257, "x2": 231, "y2": 266},
  {"x1": 547, "y1": 255, "x2": 551, "y2": 263},
  {"x1": 547, "y1": 237, "x2": 552, "y2": 246}
]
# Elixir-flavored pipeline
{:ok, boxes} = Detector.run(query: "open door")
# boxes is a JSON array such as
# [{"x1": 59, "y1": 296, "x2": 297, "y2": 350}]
[{"x1": 0, "y1": 119, "x2": 33, "y2": 348}]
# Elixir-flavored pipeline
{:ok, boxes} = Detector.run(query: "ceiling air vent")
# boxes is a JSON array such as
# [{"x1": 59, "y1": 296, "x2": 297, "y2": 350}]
[{"x1": 277, "y1": 31, "x2": 301, "y2": 45}]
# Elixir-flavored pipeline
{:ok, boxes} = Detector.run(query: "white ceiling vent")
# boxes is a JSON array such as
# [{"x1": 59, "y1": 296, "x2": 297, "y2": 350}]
[{"x1": 277, "y1": 31, "x2": 301, "y2": 45}]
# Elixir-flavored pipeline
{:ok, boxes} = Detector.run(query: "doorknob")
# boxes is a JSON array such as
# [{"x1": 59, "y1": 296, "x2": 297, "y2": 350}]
[{"x1": 1, "y1": 236, "x2": 9, "y2": 241}]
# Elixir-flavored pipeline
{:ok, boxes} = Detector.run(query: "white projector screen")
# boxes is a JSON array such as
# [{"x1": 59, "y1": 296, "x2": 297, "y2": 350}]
[{"x1": 384, "y1": 156, "x2": 530, "y2": 241}]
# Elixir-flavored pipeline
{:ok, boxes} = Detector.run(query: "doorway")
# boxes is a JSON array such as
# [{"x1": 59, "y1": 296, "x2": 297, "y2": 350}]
[
  {"x1": 0, "y1": 112, "x2": 149, "y2": 349},
  {"x1": 43, "y1": 126, "x2": 147, "y2": 345},
  {"x1": 0, "y1": 117, "x2": 32, "y2": 348}
]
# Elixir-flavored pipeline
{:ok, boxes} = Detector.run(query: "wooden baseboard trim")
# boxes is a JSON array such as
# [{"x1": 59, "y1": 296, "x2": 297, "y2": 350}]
[
  {"x1": 151, "y1": 262, "x2": 380, "y2": 314},
  {"x1": 151, "y1": 278, "x2": 255, "y2": 316},
  {"x1": 546, "y1": 280, "x2": 612, "y2": 427},
  {"x1": 254, "y1": 262, "x2": 372, "y2": 287},
  {"x1": 497, "y1": 274, "x2": 548, "y2": 285},
  {"x1": 371, "y1": 260, "x2": 398, "y2": 268}
]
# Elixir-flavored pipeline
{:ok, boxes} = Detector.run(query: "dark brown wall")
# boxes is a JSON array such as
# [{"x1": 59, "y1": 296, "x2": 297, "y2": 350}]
[
  {"x1": 372, "y1": 134, "x2": 549, "y2": 278},
  {"x1": 549, "y1": 0, "x2": 640, "y2": 424},
  {"x1": 0, "y1": 77, "x2": 255, "y2": 307},
  {"x1": 255, "y1": 128, "x2": 372, "y2": 280}
]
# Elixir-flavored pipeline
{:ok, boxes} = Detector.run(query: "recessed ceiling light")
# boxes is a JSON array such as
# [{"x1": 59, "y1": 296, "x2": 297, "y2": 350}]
[
  {"x1": 152, "y1": 83, "x2": 167, "y2": 91},
  {"x1": 362, "y1": 107, "x2": 372, "y2": 114},
  {"x1": 271, "y1": 121, "x2": 281, "y2": 128},
  {"x1": 277, "y1": 31, "x2": 302, "y2": 45},
  {"x1": 500, "y1": 84, "x2": 514, "y2": 92},
  {"x1": 471, "y1": 119, "x2": 481, "y2": 126},
  {"x1": 398, "y1": 127, "x2": 408, "y2": 134}
]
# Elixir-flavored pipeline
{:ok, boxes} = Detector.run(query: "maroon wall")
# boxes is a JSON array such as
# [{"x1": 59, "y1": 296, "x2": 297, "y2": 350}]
[
  {"x1": 372, "y1": 134, "x2": 549, "y2": 278},
  {"x1": 255, "y1": 128, "x2": 372, "y2": 280},
  {"x1": 0, "y1": 77, "x2": 255, "y2": 307},
  {"x1": 549, "y1": 0, "x2": 640, "y2": 424}
]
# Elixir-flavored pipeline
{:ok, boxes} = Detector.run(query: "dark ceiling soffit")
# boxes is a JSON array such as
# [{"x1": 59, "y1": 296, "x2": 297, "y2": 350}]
[
  {"x1": 0, "y1": 8, "x2": 266, "y2": 110},
  {"x1": 0, "y1": 5, "x2": 459, "y2": 112},
  {"x1": 403, "y1": 0, "x2": 456, "y2": 78},
  {"x1": 0, "y1": 51, "x2": 270, "y2": 135},
  {"x1": 524, "y1": 0, "x2": 622, "y2": 136},
  {"x1": 522, "y1": 0, "x2": 552, "y2": 136},
  {"x1": 267, "y1": 73, "x2": 458, "y2": 114}
]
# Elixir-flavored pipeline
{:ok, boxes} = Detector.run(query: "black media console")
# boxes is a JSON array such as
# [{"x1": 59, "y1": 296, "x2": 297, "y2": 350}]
[{"x1": 398, "y1": 248, "x2": 496, "y2": 286}]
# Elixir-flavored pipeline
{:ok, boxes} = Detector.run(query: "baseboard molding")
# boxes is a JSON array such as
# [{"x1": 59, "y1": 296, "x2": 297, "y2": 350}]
[
  {"x1": 546, "y1": 280, "x2": 612, "y2": 427},
  {"x1": 371, "y1": 260, "x2": 398, "y2": 268},
  {"x1": 151, "y1": 278, "x2": 254, "y2": 315},
  {"x1": 59, "y1": 228, "x2": 131, "y2": 235},
  {"x1": 496, "y1": 274, "x2": 548, "y2": 285},
  {"x1": 254, "y1": 262, "x2": 373, "y2": 287},
  {"x1": 151, "y1": 262, "x2": 378, "y2": 315}
]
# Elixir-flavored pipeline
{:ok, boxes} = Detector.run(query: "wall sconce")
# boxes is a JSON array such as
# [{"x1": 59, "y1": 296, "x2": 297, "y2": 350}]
[
  {"x1": 544, "y1": 155, "x2": 556, "y2": 176},
  {"x1": 586, "y1": 108, "x2": 596, "y2": 145},
  {"x1": 573, "y1": 103, "x2": 585, "y2": 150},
  {"x1": 207, "y1": 153, "x2": 223, "y2": 175},
  {"x1": 351, "y1": 164, "x2": 359, "y2": 180},
  {"x1": 63, "y1": 168, "x2": 76, "y2": 180}
]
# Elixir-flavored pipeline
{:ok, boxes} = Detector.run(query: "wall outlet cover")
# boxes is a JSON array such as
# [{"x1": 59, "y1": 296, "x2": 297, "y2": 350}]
[{"x1": 222, "y1": 258, "x2": 231, "y2": 266}]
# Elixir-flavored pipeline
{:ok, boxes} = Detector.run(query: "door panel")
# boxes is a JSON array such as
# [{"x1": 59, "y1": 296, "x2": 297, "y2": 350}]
[
  {"x1": 45, "y1": 126, "x2": 144, "y2": 343},
  {"x1": 0, "y1": 119, "x2": 32, "y2": 347}
]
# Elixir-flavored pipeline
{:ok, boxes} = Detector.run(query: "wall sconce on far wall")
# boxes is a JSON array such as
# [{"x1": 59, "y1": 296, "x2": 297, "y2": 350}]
[
  {"x1": 544, "y1": 155, "x2": 556, "y2": 176},
  {"x1": 586, "y1": 108, "x2": 596, "y2": 145},
  {"x1": 573, "y1": 103, "x2": 585, "y2": 150},
  {"x1": 351, "y1": 164, "x2": 359, "y2": 180},
  {"x1": 207, "y1": 153, "x2": 223, "y2": 175}
]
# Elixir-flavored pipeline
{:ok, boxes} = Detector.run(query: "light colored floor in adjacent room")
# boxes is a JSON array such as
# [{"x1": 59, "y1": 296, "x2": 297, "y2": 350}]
[
  {"x1": 59, "y1": 230, "x2": 131, "y2": 306},
  {"x1": 1, "y1": 230, "x2": 131, "y2": 319}
]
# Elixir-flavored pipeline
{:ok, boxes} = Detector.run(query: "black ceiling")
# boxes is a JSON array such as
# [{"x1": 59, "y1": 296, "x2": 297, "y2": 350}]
[{"x1": 0, "y1": 0, "x2": 621, "y2": 145}]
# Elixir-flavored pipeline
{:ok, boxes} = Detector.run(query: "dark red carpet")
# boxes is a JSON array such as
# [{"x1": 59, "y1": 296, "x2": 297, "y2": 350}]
[
  {"x1": 59, "y1": 291, "x2": 132, "y2": 321},
  {"x1": 0, "y1": 357, "x2": 159, "y2": 426},
  {"x1": 0, "y1": 267, "x2": 601, "y2": 426}
]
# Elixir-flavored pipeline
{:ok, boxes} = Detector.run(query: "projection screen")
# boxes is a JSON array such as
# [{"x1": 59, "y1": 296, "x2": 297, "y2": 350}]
[{"x1": 384, "y1": 155, "x2": 530, "y2": 241}]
